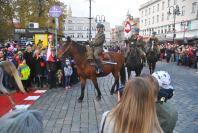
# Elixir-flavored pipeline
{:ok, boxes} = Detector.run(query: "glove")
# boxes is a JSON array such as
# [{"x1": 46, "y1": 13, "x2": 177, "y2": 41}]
[{"x1": 158, "y1": 88, "x2": 174, "y2": 102}]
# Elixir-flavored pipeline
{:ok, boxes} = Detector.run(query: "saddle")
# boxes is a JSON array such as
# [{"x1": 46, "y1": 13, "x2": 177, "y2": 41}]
[{"x1": 86, "y1": 45, "x2": 112, "y2": 64}]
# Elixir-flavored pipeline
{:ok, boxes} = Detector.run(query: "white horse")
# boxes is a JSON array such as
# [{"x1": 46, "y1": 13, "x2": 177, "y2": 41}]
[{"x1": 0, "y1": 61, "x2": 26, "y2": 110}]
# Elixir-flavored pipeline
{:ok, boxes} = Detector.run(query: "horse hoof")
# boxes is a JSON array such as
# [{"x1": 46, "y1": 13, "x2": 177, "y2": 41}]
[
  {"x1": 78, "y1": 97, "x2": 83, "y2": 103},
  {"x1": 96, "y1": 96, "x2": 101, "y2": 101}
]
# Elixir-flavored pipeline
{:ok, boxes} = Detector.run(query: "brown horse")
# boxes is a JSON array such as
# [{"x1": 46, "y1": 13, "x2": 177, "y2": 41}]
[
  {"x1": 0, "y1": 61, "x2": 26, "y2": 109},
  {"x1": 58, "y1": 37, "x2": 126, "y2": 102}
]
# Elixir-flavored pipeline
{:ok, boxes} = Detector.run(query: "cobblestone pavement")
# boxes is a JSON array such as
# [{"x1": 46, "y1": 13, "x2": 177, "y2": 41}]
[{"x1": 30, "y1": 61, "x2": 198, "y2": 133}]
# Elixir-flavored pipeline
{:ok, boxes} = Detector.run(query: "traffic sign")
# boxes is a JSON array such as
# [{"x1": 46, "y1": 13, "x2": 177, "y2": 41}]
[{"x1": 49, "y1": 6, "x2": 62, "y2": 18}]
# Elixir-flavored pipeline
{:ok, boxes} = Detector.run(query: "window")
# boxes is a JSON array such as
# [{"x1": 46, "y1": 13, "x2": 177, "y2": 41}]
[
  {"x1": 168, "y1": 0, "x2": 170, "y2": 7},
  {"x1": 192, "y1": 2, "x2": 197, "y2": 13},
  {"x1": 68, "y1": 26, "x2": 73, "y2": 30},
  {"x1": 152, "y1": 16, "x2": 155, "y2": 24},
  {"x1": 162, "y1": 1, "x2": 165, "y2": 10},
  {"x1": 161, "y1": 13, "x2": 164, "y2": 21},
  {"x1": 174, "y1": 0, "x2": 177, "y2": 5},
  {"x1": 168, "y1": 25, "x2": 171, "y2": 31},
  {"x1": 148, "y1": 18, "x2": 150, "y2": 25},
  {"x1": 153, "y1": 6, "x2": 155, "y2": 13},
  {"x1": 149, "y1": 8, "x2": 151, "y2": 15},
  {"x1": 145, "y1": 9, "x2": 147, "y2": 16},
  {"x1": 157, "y1": 4, "x2": 159, "y2": 11},
  {"x1": 167, "y1": 14, "x2": 170, "y2": 20},
  {"x1": 68, "y1": 20, "x2": 72, "y2": 23},
  {"x1": 187, "y1": 21, "x2": 191, "y2": 30},
  {"x1": 157, "y1": 15, "x2": 159, "y2": 23},
  {"x1": 181, "y1": 6, "x2": 185, "y2": 16},
  {"x1": 145, "y1": 19, "x2": 147, "y2": 26},
  {"x1": 77, "y1": 26, "x2": 82, "y2": 30},
  {"x1": 142, "y1": 11, "x2": 144, "y2": 17}
]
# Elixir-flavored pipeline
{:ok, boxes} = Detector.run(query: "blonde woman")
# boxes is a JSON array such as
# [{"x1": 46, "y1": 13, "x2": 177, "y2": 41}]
[{"x1": 100, "y1": 77, "x2": 163, "y2": 133}]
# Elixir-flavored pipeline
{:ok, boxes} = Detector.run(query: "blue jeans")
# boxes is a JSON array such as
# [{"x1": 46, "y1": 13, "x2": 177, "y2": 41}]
[{"x1": 64, "y1": 76, "x2": 71, "y2": 87}]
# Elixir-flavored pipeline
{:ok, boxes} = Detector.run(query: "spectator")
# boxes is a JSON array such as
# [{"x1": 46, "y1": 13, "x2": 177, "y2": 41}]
[
  {"x1": 63, "y1": 59, "x2": 73, "y2": 90},
  {"x1": 0, "y1": 110, "x2": 43, "y2": 133},
  {"x1": 0, "y1": 50, "x2": 5, "y2": 61},
  {"x1": 100, "y1": 77, "x2": 163, "y2": 133},
  {"x1": 18, "y1": 59, "x2": 31, "y2": 92},
  {"x1": 46, "y1": 49, "x2": 57, "y2": 89},
  {"x1": 70, "y1": 58, "x2": 79, "y2": 85},
  {"x1": 23, "y1": 45, "x2": 34, "y2": 88},
  {"x1": 151, "y1": 71, "x2": 178, "y2": 133}
]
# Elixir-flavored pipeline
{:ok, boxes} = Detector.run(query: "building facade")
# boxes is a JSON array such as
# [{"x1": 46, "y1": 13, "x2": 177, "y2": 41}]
[
  {"x1": 139, "y1": 0, "x2": 198, "y2": 42},
  {"x1": 64, "y1": 16, "x2": 111, "y2": 43}
]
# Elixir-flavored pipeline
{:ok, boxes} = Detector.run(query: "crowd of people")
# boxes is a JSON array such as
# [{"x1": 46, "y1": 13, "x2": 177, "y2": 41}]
[
  {"x1": 159, "y1": 42, "x2": 198, "y2": 69},
  {"x1": 0, "y1": 41, "x2": 79, "y2": 92}
]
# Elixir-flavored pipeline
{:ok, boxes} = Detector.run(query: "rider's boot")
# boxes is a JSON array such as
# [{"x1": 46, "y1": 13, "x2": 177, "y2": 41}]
[{"x1": 95, "y1": 59, "x2": 102, "y2": 74}]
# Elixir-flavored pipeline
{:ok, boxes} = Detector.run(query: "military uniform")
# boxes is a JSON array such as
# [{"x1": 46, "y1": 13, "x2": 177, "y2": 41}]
[
  {"x1": 89, "y1": 23, "x2": 105, "y2": 73},
  {"x1": 90, "y1": 31, "x2": 105, "y2": 60}
]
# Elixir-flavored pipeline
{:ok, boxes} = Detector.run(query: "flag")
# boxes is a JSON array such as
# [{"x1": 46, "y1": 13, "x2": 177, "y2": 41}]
[{"x1": 46, "y1": 43, "x2": 54, "y2": 62}]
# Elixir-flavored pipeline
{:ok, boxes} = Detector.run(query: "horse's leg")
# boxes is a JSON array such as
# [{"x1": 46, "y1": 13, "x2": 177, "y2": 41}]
[
  {"x1": 91, "y1": 77, "x2": 101, "y2": 101},
  {"x1": 148, "y1": 62, "x2": 152, "y2": 74},
  {"x1": 110, "y1": 73, "x2": 119, "y2": 95},
  {"x1": 135, "y1": 68, "x2": 141, "y2": 76},
  {"x1": 127, "y1": 67, "x2": 131, "y2": 80},
  {"x1": 78, "y1": 77, "x2": 86, "y2": 102},
  {"x1": 0, "y1": 67, "x2": 16, "y2": 109},
  {"x1": 152, "y1": 62, "x2": 156, "y2": 73}
]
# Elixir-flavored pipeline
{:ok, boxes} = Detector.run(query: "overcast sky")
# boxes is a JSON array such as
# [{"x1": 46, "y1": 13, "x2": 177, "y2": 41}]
[{"x1": 61, "y1": 0, "x2": 148, "y2": 27}]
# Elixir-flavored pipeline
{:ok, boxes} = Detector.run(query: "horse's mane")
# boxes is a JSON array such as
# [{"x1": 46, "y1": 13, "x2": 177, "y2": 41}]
[
  {"x1": 63, "y1": 39, "x2": 87, "y2": 56},
  {"x1": 129, "y1": 47, "x2": 140, "y2": 57},
  {"x1": 71, "y1": 41, "x2": 87, "y2": 55}
]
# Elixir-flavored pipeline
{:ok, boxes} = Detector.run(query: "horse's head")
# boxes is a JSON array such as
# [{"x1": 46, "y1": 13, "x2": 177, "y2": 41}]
[
  {"x1": 129, "y1": 47, "x2": 138, "y2": 57},
  {"x1": 58, "y1": 36, "x2": 73, "y2": 59}
]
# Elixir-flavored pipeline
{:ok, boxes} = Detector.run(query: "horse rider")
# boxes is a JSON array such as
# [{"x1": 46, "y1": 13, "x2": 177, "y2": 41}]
[
  {"x1": 147, "y1": 32, "x2": 160, "y2": 59},
  {"x1": 89, "y1": 23, "x2": 105, "y2": 74},
  {"x1": 128, "y1": 33, "x2": 146, "y2": 58}
]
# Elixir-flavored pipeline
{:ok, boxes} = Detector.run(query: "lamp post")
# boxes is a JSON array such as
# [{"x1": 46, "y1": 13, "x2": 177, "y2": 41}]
[
  {"x1": 88, "y1": 0, "x2": 92, "y2": 41},
  {"x1": 167, "y1": 5, "x2": 180, "y2": 43},
  {"x1": 95, "y1": 15, "x2": 105, "y2": 23},
  {"x1": 181, "y1": 20, "x2": 188, "y2": 44}
]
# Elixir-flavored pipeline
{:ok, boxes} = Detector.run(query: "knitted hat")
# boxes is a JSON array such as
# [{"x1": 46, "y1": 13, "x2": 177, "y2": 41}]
[
  {"x1": 152, "y1": 71, "x2": 174, "y2": 102},
  {"x1": 0, "y1": 110, "x2": 43, "y2": 133},
  {"x1": 152, "y1": 71, "x2": 173, "y2": 89}
]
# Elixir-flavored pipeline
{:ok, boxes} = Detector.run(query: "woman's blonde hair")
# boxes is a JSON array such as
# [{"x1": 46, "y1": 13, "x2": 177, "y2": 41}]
[{"x1": 109, "y1": 77, "x2": 163, "y2": 133}]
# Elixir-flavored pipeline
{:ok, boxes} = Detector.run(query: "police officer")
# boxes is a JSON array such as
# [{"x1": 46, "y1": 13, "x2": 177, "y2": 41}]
[{"x1": 89, "y1": 23, "x2": 105, "y2": 74}]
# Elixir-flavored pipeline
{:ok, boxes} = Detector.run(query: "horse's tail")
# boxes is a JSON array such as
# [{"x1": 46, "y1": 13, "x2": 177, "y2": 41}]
[
  {"x1": 0, "y1": 61, "x2": 26, "y2": 93},
  {"x1": 120, "y1": 64, "x2": 126, "y2": 85}
]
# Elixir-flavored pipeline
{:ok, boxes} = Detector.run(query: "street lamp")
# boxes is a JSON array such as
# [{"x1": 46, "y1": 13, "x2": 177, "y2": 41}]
[
  {"x1": 181, "y1": 20, "x2": 188, "y2": 44},
  {"x1": 88, "y1": 0, "x2": 92, "y2": 41},
  {"x1": 167, "y1": 5, "x2": 180, "y2": 43},
  {"x1": 95, "y1": 15, "x2": 105, "y2": 23}
]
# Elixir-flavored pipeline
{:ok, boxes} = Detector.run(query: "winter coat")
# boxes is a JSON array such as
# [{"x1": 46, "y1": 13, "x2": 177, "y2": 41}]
[
  {"x1": 64, "y1": 65, "x2": 73, "y2": 76},
  {"x1": 156, "y1": 102, "x2": 178, "y2": 133}
]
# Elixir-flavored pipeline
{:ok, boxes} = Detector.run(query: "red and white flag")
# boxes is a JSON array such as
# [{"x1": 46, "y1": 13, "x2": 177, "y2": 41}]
[{"x1": 46, "y1": 43, "x2": 54, "y2": 62}]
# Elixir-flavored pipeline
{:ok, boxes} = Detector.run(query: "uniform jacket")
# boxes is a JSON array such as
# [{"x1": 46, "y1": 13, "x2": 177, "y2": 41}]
[{"x1": 90, "y1": 31, "x2": 105, "y2": 48}]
